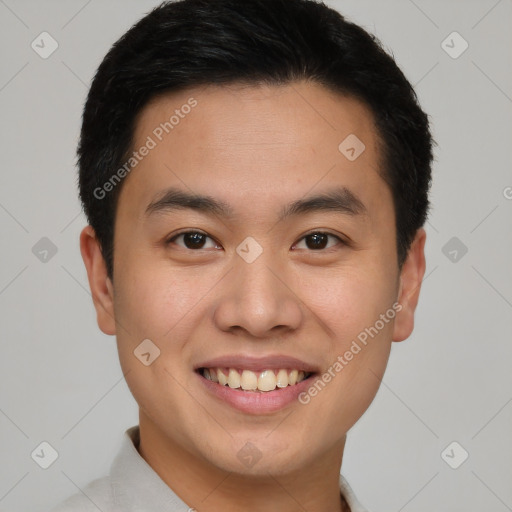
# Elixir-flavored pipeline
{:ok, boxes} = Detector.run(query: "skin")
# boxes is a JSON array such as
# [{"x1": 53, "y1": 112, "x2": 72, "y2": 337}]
[{"x1": 81, "y1": 81, "x2": 426, "y2": 512}]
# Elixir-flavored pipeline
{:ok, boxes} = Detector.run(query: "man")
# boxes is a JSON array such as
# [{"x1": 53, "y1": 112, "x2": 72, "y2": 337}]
[{"x1": 53, "y1": 0, "x2": 433, "y2": 510}]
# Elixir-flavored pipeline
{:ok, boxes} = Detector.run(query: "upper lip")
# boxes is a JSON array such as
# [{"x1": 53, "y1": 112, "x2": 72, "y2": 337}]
[{"x1": 194, "y1": 354, "x2": 319, "y2": 373}]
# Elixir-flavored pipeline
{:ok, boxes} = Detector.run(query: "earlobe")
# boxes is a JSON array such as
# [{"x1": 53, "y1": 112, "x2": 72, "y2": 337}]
[
  {"x1": 80, "y1": 226, "x2": 117, "y2": 335},
  {"x1": 392, "y1": 228, "x2": 427, "y2": 342}
]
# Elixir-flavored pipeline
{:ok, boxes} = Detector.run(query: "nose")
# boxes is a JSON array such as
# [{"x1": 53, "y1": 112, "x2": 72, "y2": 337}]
[{"x1": 213, "y1": 252, "x2": 304, "y2": 338}]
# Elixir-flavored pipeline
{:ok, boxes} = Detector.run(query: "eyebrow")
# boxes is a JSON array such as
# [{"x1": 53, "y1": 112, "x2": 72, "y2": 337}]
[{"x1": 145, "y1": 185, "x2": 367, "y2": 221}]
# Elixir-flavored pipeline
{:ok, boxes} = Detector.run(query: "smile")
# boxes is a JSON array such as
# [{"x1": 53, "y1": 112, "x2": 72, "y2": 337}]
[
  {"x1": 194, "y1": 355, "x2": 319, "y2": 414},
  {"x1": 199, "y1": 367, "x2": 311, "y2": 392}
]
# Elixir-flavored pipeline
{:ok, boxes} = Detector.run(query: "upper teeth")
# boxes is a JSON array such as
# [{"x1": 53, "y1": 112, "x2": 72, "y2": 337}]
[{"x1": 202, "y1": 368, "x2": 308, "y2": 392}]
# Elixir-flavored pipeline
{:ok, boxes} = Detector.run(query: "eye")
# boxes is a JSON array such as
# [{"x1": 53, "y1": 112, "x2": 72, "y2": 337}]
[
  {"x1": 166, "y1": 231, "x2": 221, "y2": 250},
  {"x1": 293, "y1": 232, "x2": 344, "y2": 251}
]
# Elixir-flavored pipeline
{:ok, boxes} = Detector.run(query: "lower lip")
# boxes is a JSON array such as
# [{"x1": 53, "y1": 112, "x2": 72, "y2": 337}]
[{"x1": 196, "y1": 371, "x2": 315, "y2": 414}]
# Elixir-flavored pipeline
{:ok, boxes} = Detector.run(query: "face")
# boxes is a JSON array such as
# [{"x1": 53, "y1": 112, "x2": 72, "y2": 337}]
[{"x1": 81, "y1": 81, "x2": 425, "y2": 477}]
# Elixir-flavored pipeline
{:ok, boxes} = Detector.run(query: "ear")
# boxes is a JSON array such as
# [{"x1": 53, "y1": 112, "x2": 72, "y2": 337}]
[
  {"x1": 392, "y1": 228, "x2": 427, "y2": 342},
  {"x1": 80, "y1": 226, "x2": 116, "y2": 335}
]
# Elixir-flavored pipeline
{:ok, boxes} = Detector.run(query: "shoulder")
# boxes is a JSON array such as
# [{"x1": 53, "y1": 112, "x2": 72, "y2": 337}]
[{"x1": 48, "y1": 476, "x2": 113, "y2": 512}]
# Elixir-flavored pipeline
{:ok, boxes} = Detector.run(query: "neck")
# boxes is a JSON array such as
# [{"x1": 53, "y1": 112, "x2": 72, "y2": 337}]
[{"x1": 137, "y1": 412, "x2": 350, "y2": 512}]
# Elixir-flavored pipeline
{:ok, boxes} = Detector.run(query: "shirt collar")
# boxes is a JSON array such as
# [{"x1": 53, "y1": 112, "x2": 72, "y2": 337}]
[
  {"x1": 110, "y1": 426, "x2": 190, "y2": 511},
  {"x1": 110, "y1": 426, "x2": 367, "y2": 512}
]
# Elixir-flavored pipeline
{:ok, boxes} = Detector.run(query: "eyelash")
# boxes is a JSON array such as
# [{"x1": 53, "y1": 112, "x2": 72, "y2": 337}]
[{"x1": 165, "y1": 230, "x2": 346, "y2": 252}]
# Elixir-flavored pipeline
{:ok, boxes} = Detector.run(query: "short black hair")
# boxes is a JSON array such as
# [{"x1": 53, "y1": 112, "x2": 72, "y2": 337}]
[{"x1": 78, "y1": 0, "x2": 434, "y2": 278}]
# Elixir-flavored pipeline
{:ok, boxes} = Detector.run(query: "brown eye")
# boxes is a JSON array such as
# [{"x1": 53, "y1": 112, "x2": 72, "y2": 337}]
[
  {"x1": 168, "y1": 231, "x2": 219, "y2": 250},
  {"x1": 293, "y1": 232, "x2": 343, "y2": 251},
  {"x1": 305, "y1": 233, "x2": 328, "y2": 249}
]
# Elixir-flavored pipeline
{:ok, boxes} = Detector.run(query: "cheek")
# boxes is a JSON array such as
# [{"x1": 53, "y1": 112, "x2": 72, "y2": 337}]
[
  {"x1": 300, "y1": 263, "x2": 396, "y2": 394},
  {"x1": 113, "y1": 254, "x2": 212, "y2": 340},
  {"x1": 299, "y1": 270, "x2": 395, "y2": 434},
  {"x1": 298, "y1": 263, "x2": 397, "y2": 339}
]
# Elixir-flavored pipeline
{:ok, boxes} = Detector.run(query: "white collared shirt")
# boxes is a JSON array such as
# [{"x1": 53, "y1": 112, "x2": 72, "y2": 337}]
[{"x1": 50, "y1": 426, "x2": 369, "y2": 512}]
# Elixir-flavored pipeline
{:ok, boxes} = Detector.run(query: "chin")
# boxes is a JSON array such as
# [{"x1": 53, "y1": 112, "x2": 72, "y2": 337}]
[{"x1": 198, "y1": 432, "x2": 315, "y2": 477}]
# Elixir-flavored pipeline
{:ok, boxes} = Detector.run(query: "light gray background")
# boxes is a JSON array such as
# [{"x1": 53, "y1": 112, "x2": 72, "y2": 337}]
[{"x1": 0, "y1": 0, "x2": 511, "y2": 511}]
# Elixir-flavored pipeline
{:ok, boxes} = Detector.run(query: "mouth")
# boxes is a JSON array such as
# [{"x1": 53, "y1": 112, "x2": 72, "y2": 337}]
[
  {"x1": 193, "y1": 356, "x2": 319, "y2": 414},
  {"x1": 197, "y1": 367, "x2": 314, "y2": 392}
]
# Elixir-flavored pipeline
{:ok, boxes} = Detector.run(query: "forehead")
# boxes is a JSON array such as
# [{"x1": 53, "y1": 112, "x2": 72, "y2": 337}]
[{"x1": 122, "y1": 81, "x2": 389, "y2": 222}]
